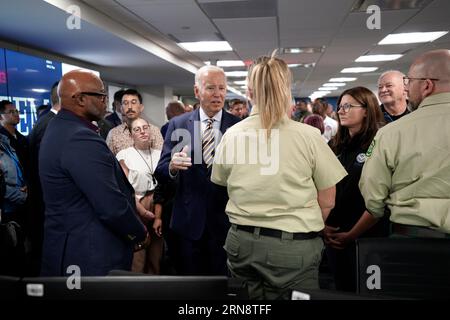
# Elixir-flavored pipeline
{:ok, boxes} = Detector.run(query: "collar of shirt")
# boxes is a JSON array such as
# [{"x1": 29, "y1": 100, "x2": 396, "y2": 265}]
[
  {"x1": 50, "y1": 108, "x2": 58, "y2": 115},
  {"x1": 199, "y1": 107, "x2": 222, "y2": 134},
  {"x1": 418, "y1": 92, "x2": 450, "y2": 110},
  {"x1": 63, "y1": 109, "x2": 100, "y2": 133}
]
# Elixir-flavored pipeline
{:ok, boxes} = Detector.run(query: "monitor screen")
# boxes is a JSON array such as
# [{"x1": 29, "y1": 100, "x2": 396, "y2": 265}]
[{"x1": 0, "y1": 47, "x2": 100, "y2": 136}]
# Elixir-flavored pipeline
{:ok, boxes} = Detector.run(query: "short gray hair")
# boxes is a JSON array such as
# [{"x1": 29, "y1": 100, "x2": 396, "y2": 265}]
[
  {"x1": 378, "y1": 70, "x2": 405, "y2": 83},
  {"x1": 195, "y1": 65, "x2": 226, "y2": 88}
]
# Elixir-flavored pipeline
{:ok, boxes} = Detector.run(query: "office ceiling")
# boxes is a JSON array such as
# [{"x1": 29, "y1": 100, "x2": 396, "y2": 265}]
[{"x1": 0, "y1": 0, "x2": 449, "y2": 98}]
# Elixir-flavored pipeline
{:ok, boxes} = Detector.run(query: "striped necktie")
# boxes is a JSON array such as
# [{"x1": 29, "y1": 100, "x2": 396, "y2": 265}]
[{"x1": 202, "y1": 118, "x2": 215, "y2": 168}]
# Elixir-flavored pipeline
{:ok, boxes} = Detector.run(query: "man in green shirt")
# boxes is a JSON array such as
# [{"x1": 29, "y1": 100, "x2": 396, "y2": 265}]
[{"x1": 360, "y1": 49, "x2": 450, "y2": 237}]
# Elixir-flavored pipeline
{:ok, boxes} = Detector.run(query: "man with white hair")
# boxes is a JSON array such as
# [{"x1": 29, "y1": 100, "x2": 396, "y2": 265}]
[
  {"x1": 155, "y1": 65, "x2": 240, "y2": 275},
  {"x1": 377, "y1": 70, "x2": 409, "y2": 123}
]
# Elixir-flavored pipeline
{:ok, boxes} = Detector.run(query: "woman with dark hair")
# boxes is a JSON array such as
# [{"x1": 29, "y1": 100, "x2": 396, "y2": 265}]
[{"x1": 325, "y1": 86, "x2": 388, "y2": 292}]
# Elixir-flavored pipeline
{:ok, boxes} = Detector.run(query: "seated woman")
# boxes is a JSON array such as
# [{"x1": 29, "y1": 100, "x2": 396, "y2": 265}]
[
  {"x1": 116, "y1": 117, "x2": 162, "y2": 274},
  {"x1": 325, "y1": 86, "x2": 389, "y2": 292}
]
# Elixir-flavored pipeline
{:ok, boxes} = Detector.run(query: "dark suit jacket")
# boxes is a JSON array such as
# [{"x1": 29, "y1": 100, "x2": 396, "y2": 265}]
[
  {"x1": 105, "y1": 112, "x2": 122, "y2": 128},
  {"x1": 39, "y1": 109, "x2": 146, "y2": 276},
  {"x1": 27, "y1": 111, "x2": 56, "y2": 269},
  {"x1": 155, "y1": 109, "x2": 240, "y2": 241}
]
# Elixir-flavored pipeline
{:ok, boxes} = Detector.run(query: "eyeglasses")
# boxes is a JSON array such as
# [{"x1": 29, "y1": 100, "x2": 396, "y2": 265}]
[
  {"x1": 132, "y1": 125, "x2": 150, "y2": 133},
  {"x1": 337, "y1": 103, "x2": 364, "y2": 113},
  {"x1": 122, "y1": 99, "x2": 140, "y2": 106},
  {"x1": 75, "y1": 92, "x2": 108, "y2": 102},
  {"x1": 2, "y1": 109, "x2": 19, "y2": 115},
  {"x1": 403, "y1": 76, "x2": 440, "y2": 86}
]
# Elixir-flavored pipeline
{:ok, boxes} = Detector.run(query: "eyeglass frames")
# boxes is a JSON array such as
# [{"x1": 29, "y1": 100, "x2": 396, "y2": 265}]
[
  {"x1": 337, "y1": 103, "x2": 364, "y2": 113},
  {"x1": 403, "y1": 76, "x2": 440, "y2": 86}
]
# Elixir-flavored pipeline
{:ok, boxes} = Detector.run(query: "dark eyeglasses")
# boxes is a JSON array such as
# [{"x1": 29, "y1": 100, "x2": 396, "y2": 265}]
[
  {"x1": 403, "y1": 76, "x2": 439, "y2": 86},
  {"x1": 337, "y1": 103, "x2": 364, "y2": 113},
  {"x1": 74, "y1": 92, "x2": 108, "y2": 102},
  {"x1": 2, "y1": 109, "x2": 19, "y2": 115}
]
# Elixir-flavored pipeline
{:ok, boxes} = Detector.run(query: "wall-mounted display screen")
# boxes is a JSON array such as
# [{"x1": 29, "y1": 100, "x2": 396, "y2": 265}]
[{"x1": 0, "y1": 48, "x2": 99, "y2": 135}]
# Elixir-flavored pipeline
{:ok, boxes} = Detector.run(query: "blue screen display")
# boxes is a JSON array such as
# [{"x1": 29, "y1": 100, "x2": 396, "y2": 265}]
[
  {"x1": 0, "y1": 48, "x2": 7, "y2": 96},
  {"x1": 1, "y1": 49, "x2": 62, "y2": 135}
]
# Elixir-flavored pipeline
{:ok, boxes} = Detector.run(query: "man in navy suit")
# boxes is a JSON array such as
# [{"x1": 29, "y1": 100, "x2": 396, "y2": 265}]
[
  {"x1": 105, "y1": 89, "x2": 125, "y2": 128},
  {"x1": 155, "y1": 65, "x2": 240, "y2": 276},
  {"x1": 39, "y1": 70, "x2": 148, "y2": 276}
]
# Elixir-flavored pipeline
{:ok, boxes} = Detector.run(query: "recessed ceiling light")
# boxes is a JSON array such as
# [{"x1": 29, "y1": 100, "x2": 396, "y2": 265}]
[
  {"x1": 319, "y1": 87, "x2": 338, "y2": 91},
  {"x1": 378, "y1": 31, "x2": 448, "y2": 45},
  {"x1": 355, "y1": 54, "x2": 403, "y2": 62},
  {"x1": 341, "y1": 67, "x2": 378, "y2": 73},
  {"x1": 283, "y1": 46, "x2": 325, "y2": 54},
  {"x1": 227, "y1": 87, "x2": 245, "y2": 98},
  {"x1": 204, "y1": 61, "x2": 211, "y2": 65},
  {"x1": 178, "y1": 41, "x2": 233, "y2": 52},
  {"x1": 217, "y1": 60, "x2": 245, "y2": 67},
  {"x1": 225, "y1": 71, "x2": 248, "y2": 77},
  {"x1": 323, "y1": 83, "x2": 346, "y2": 87},
  {"x1": 329, "y1": 77, "x2": 357, "y2": 82},
  {"x1": 288, "y1": 62, "x2": 316, "y2": 68}
]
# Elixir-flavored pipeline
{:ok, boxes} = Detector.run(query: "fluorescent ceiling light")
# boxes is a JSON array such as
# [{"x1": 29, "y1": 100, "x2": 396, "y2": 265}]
[
  {"x1": 240, "y1": 86, "x2": 247, "y2": 89},
  {"x1": 227, "y1": 86, "x2": 246, "y2": 98},
  {"x1": 217, "y1": 60, "x2": 245, "y2": 67},
  {"x1": 312, "y1": 90, "x2": 331, "y2": 95},
  {"x1": 234, "y1": 80, "x2": 247, "y2": 85},
  {"x1": 179, "y1": 41, "x2": 232, "y2": 52},
  {"x1": 323, "y1": 83, "x2": 346, "y2": 87},
  {"x1": 288, "y1": 64, "x2": 301, "y2": 68},
  {"x1": 341, "y1": 67, "x2": 378, "y2": 73},
  {"x1": 329, "y1": 77, "x2": 357, "y2": 82},
  {"x1": 378, "y1": 31, "x2": 448, "y2": 45},
  {"x1": 204, "y1": 61, "x2": 211, "y2": 65},
  {"x1": 283, "y1": 46, "x2": 324, "y2": 54},
  {"x1": 319, "y1": 87, "x2": 338, "y2": 91},
  {"x1": 355, "y1": 54, "x2": 403, "y2": 62},
  {"x1": 225, "y1": 71, "x2": 248, "y2": 77}
]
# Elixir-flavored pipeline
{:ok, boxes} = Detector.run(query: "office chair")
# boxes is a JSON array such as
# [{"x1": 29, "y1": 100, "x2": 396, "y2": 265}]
[{"x1": 356, "y1": 237, "x2": 450, "y2": 299}]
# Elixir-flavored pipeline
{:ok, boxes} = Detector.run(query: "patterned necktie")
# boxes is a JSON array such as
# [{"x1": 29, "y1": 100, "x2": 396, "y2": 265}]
[{"x1": 202, "y1": 118, "x2": 215, "y2": 168}]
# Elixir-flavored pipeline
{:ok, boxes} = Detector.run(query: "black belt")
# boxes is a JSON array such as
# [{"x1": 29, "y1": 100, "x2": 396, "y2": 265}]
[
  {"x1": 235, "y1": 224, "x2": 318, "y2": 240},
  {"x1": 392, "y1": 223, "x2": 450, "y2": 239}
]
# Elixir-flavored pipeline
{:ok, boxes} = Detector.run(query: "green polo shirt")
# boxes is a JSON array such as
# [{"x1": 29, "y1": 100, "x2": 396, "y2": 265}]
[
  {"x1": 359, "y1": 92, "x2": 450, "y2": 233},
  {"x1": 211, "y1": 108, "x2": 347, "y2": 233}
]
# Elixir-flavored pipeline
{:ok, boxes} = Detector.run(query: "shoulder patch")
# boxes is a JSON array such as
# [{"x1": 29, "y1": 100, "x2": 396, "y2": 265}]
[
  {"x1": 366, "y1": 139, "x2": 376, "y2": 157},
  {"x1": 356, "y1": 153, "x2": 367, "y2": 163}
]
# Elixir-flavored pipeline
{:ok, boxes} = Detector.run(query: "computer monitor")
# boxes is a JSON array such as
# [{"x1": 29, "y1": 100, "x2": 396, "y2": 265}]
[
  {"x1": 21, "y1": 275, "x2": 229, "y2": 300},
  {"x1": 356, "y1": 237, "x2": 450, "y2": 299}
]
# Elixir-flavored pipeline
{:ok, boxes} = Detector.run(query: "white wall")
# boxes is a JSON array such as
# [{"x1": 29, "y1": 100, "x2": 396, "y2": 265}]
[{"x1": 137, "y1": 85, "x2": 174, "y2": 127}]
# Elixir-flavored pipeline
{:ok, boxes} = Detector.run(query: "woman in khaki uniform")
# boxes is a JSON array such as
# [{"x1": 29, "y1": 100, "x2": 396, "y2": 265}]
[{"x1": 211, "y1": 52, "x2": 347, "y2": 300}]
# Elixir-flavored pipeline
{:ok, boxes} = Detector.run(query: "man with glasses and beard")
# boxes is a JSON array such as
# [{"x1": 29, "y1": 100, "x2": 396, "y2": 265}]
[
  {"x1": 39, "y1": 70, "x2": 148, "y2": 276},
  {"x1": 360, "y1": 49, "x2": 450, "y2": 238}
]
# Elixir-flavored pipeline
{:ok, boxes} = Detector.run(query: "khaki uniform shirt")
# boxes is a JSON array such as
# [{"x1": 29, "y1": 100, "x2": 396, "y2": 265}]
[
  {"x1": 106, "y1": 122, "x2": 163, "y2": 155},
  {"x1": 359, "y1": 92, "x2": 450, "y2": 233},
  {"x1": 211, "y1": 108, "x2": 347, "y2": 233}
]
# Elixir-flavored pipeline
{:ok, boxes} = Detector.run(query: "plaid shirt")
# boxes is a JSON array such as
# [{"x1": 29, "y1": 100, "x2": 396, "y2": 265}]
[{"x1": 106, "y1": 122, "x2": 164, "y2": 155}]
